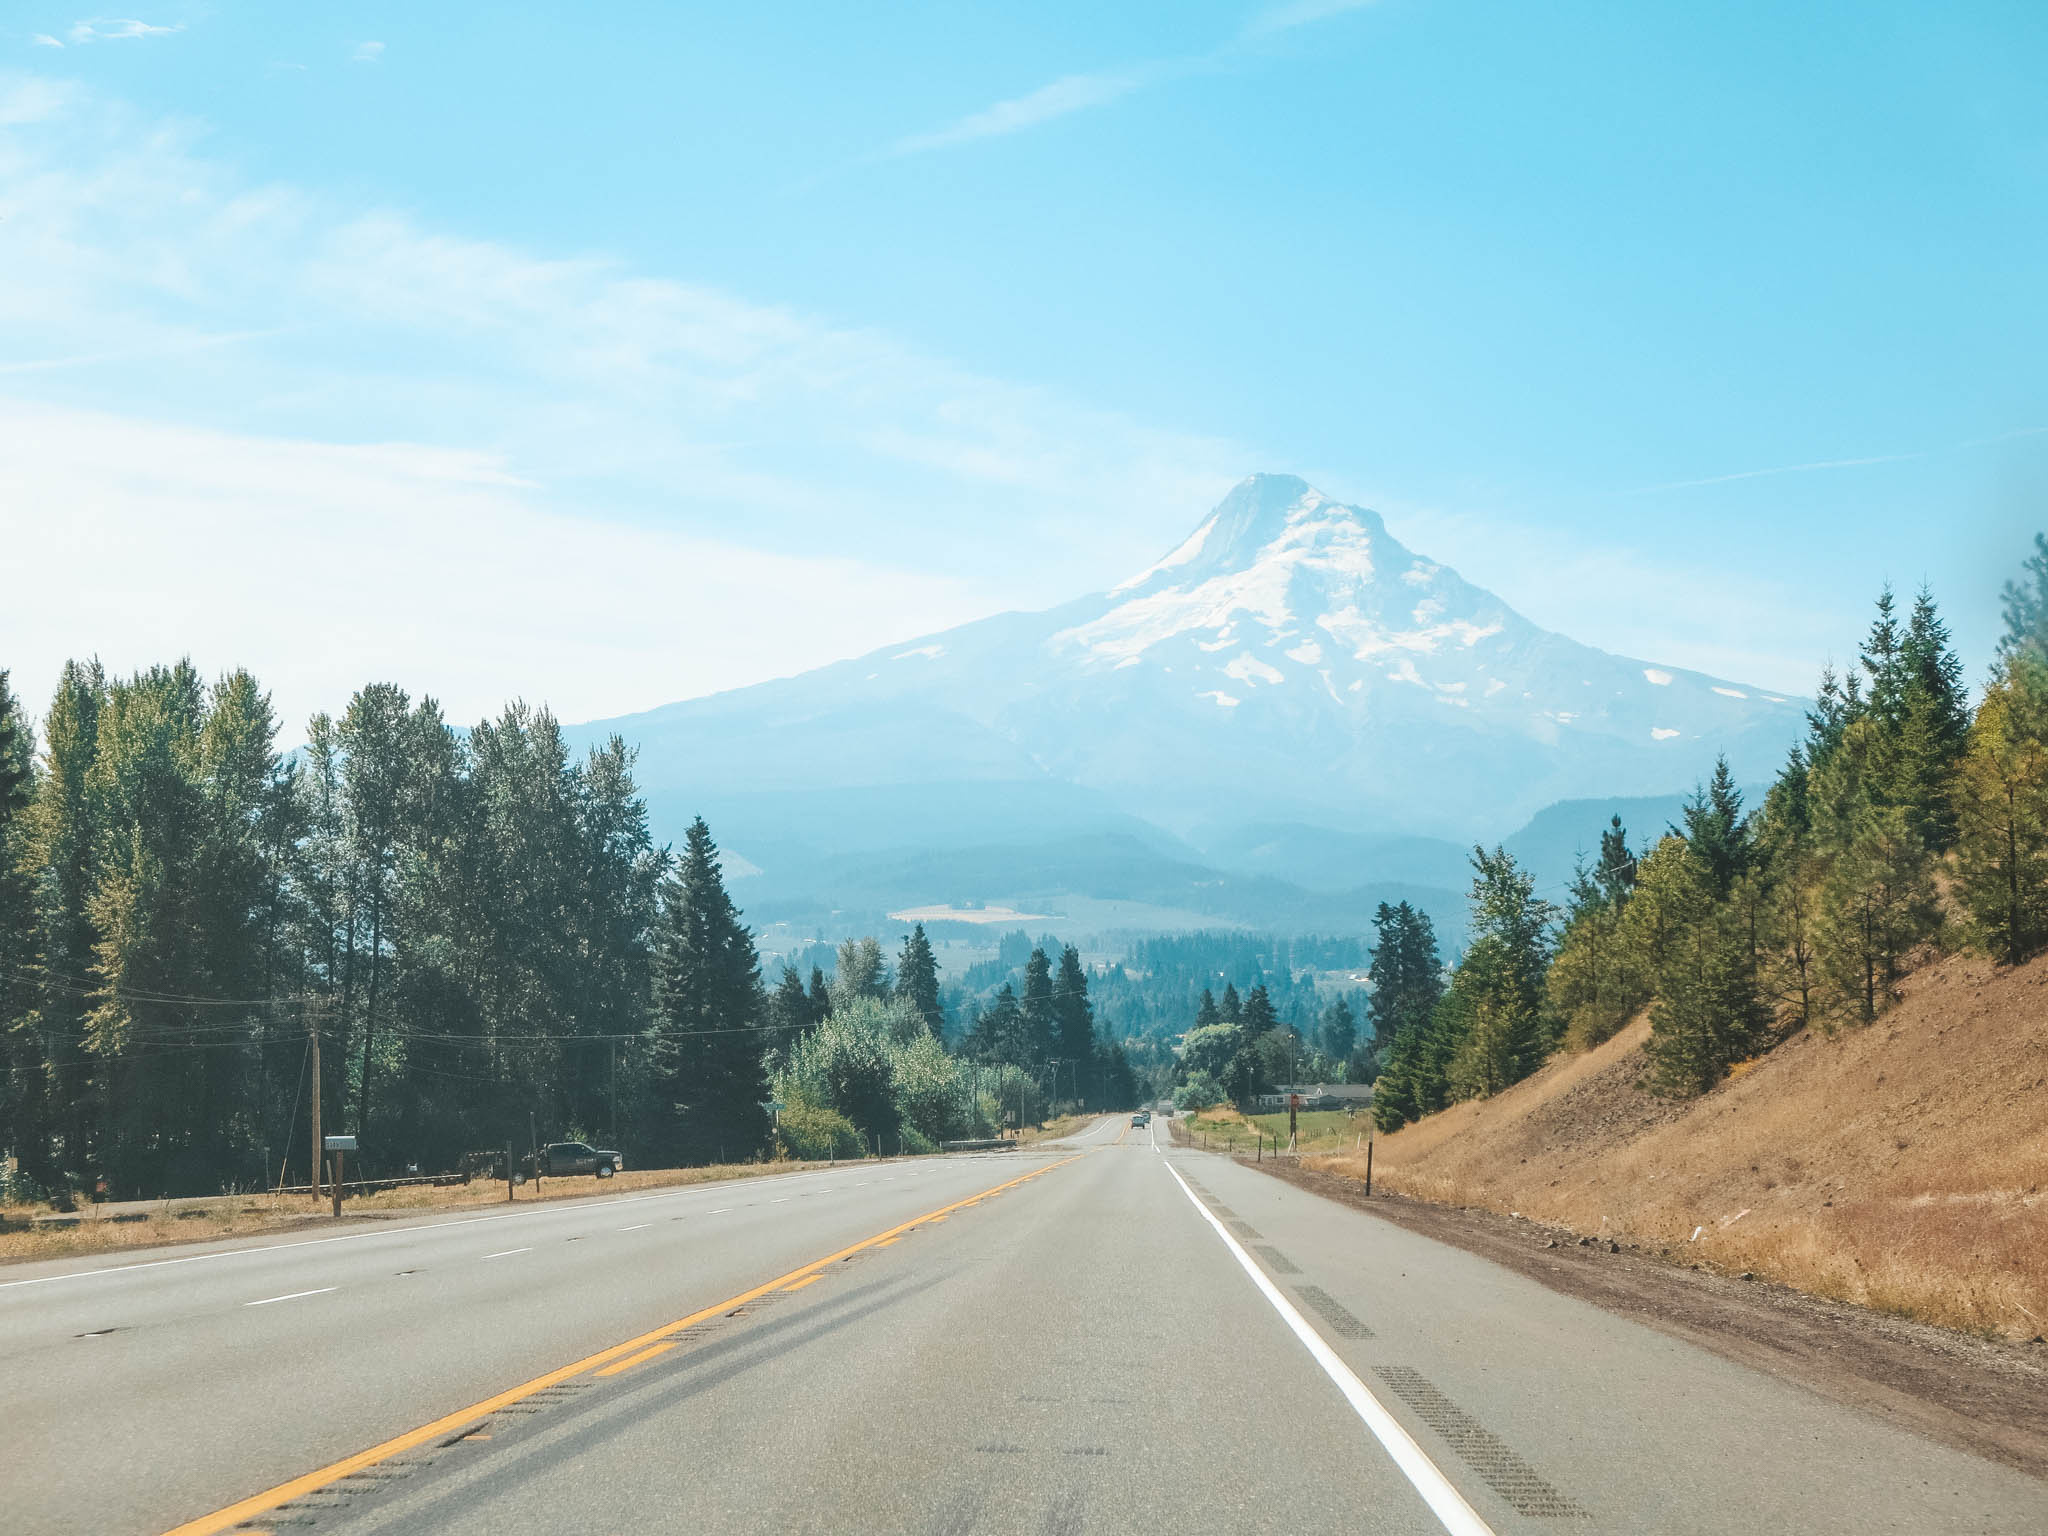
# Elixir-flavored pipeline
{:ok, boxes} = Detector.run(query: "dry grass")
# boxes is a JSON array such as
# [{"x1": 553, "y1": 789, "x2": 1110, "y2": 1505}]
[
  {"x1": 0, "y1": 1157, "x2": 847, "y2": 1266},
  {"x1": 1309, "y1": 950, "x2": 2048, "y2": 1338}
]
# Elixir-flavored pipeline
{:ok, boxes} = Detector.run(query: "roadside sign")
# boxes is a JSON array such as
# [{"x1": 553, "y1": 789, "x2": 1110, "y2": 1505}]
[{"x1": 323, "y1": 1135, "x2": 357, "y2": 1153}]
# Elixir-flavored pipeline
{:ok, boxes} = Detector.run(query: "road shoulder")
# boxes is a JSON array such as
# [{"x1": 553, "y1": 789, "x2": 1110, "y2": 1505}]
[{"x1": 1247, "y1": 1158, "x2": 2048, "y2": 1483}]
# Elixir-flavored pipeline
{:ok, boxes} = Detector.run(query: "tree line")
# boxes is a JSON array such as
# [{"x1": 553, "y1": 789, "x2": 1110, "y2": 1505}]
[
  {"x1": 1372, "y1": 533, "x2": 2048, "y2": 1130},
  {"x1": 0, "y1": 665, "x2": 1137, "y2": 1202}
]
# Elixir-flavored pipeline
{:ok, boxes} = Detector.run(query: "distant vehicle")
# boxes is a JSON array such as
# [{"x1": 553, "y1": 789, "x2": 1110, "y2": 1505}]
[
  {"x1": 1131, "y1": 1110, "x2": 1150, "y2": 1127},
  {"x1": 515, "y1": 1141, "x2": 623, "y2": 1182}
]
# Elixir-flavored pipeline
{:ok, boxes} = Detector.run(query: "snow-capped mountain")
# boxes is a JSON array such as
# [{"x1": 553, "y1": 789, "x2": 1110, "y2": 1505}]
[{"x1": 569, "y1": 475, "x2": 1804, "y2": 915}]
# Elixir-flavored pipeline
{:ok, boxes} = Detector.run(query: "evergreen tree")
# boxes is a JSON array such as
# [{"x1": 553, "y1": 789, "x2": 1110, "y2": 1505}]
[
  {"x1": 808, "y1": 965, "x2": 833, "y2": 1022},
  {"x1": 1957, "y1": 664, "x2": 2048, "y2": 965},
  {"x1": 1367, "y1": 902, "x2": 1442, "y2": 1052},
  {"x1": 0, "y1": 671, "x2": 48, "y2": 1192},
  {"x1": 1596, "y1": 815, "x2": 1636, "y2": 904},
  {"x1": 1219, "y1": 981, "x2": 1242, "y2": 1023},
  {"x1": 1999, "y1": 533, "x2": 2048, "y2": 666},
  {"x1": 966, "y1": 982, "x2": 1024, "y2": 1065},
  {"x1": 1644, "y1": 851, "x2": 1772, "y2": 1097},
  {"x1": 893, "y1": 924, "x2": 942, "y2": 1035},
  {"x1": 1892, "y1": 586, "x2": 1972, "y2": 851},
  {"x1": 1447, "y1": 938, "x2": 1548, "y2": 1099},
  {"x1": 1676, "y1": 757, "x2": 1751, "y2": 898},
  {"x1": 646, "y1": 818, "x2": 768, "y2": 1164},
  {"x1": 1020, "y1": 947, "x2": 1055, "y2": 1066},
  {"x1": 1051, "y1": 945, "x2": 1095, "y2": 1105},
  {"x1": 1240, "y1": 982, "x2": 1278, "y2": 1036},
  {"x1": 766, "y1": 964, "x2": 814, "y2": 1055},
  {"x1": 1811, "y1": 721, "x2": 1940, "y2": 1022},
  {"x1": 1193, "y1": 988, "x2": 1221, "y2": 1029},
  {"x1": 1317, "y1": 995, "x2": 1358, "y2": 1064}
]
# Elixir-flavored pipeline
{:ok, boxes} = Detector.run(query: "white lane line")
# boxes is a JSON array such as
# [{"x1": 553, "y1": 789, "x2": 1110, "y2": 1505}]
[
  {"x1": 1164, "y1": 1161, "x2": 1495, "y2": 1536},
  {"x1": 768, "y1": 1198, "x2": 790, "y2": 1205},
  {"x1": 706, "y1": 1208, "x2": 731, "y2": 1215},
  {"x1": 481, "y1": 1247, "x2": 532, "y2": 1260},
  {"x1": 619, "y1": 1223, "x2": 652, "y2": 1232},
  {"x1": 244, "y1": 1287, "x2": 337, "y2": 1307}
]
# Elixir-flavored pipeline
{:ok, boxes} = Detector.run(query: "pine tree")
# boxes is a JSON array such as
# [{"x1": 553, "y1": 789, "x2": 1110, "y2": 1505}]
[
  {"x1": 1317, "y1": 995, "x2": 1357, "y2": 1064},
  {"x1": 1051, "y1": 945, "x2": 1095, "y2": 1105},
  {"x1": 966, "y1": 983, "x2": 1024, "y2": 1065},
  {"x1": 1956, "y1": 664, "x2": 2048, "y2": 966},
  {"x1": 1644, "y1": 865, "x2": 1771, "y2": 1097},
  {"x1": 646, "y1": 818, "x2": 768, "y2": 1164},
  {"x1": 0, "y1": 671, "x2": 49, "y2": 1192},
  {"x1": 1891, "y1": 586, "x2": 1972, "y2": 852},
  {"x1": 1676, "y1": 757, "x2": 1751, "y2": 898},
  {"x1": 1020, "y1": 947, "x2": 1055, "y2": 1067},
  {"x1": 1240, "y1": 982, "x2": 1278, "y2": 1036},
  {"x1": 1811, "y1": 721, "x2": 1940, "y2": 1023},
  {"x1": 1367, "y1": 902, "x2": 1443, "y2": 1052},
  {"x1": 766, "y1": 965, "x2": 813, "y2": 1055},
  {"x1": 1597, "y1": 815, "x2": 1635, "y2": 904},
  {"x1": 1998, "y1": 533, "x2": 2048, "y2": 666},
  {"x1": 808, "y1": 965, "x2": 832, "y2": 1023},
  {"x1": 1193, "y1": 988, "x2": 1221, "y2": 1029},
  {"x1": 893, "y1": 924, "x2": 942, "y2": 1035},
  {"x1": 1219, "y1": 982, "x2": 1242, "y2": 1023}
]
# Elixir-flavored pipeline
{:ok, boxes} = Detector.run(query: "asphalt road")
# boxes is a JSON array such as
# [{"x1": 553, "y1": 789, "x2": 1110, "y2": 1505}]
[{"x1": 3, "y1": 1117, "x2": 2042, "y2": 1535}]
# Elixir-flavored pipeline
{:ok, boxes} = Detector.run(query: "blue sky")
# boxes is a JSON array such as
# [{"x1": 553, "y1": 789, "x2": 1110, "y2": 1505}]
[{"x1": 2, "y1": 2, "x2": 2044, "y2": 732}]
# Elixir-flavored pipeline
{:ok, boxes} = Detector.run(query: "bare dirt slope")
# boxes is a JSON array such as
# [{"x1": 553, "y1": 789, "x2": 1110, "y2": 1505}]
[{"x1": 1312, "y1": 950, "x2": 2048, "y2": 1337}]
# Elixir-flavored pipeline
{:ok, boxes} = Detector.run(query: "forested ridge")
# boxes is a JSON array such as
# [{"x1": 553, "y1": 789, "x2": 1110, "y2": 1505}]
[
  {"x1": 0, "y1": 671, "x2": 1135, "y2": 1201},
  {"x1": 1369, "y1": 536, "x2": 2048, "y2": 1131}
]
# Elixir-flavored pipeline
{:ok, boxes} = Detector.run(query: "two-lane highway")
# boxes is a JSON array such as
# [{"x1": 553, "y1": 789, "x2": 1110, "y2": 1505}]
[{"x1": 3, "y1": 1117, "x2": 2043, "y2": 1534}]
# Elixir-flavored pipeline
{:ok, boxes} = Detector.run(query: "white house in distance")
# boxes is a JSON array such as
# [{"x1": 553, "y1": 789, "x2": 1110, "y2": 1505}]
[{"x1": 1248, "y1": 1083, "x2": 1375, "y2": 1112}]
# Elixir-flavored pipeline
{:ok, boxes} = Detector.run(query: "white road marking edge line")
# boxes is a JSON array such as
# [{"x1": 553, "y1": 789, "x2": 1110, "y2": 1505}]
[
  {"x1": 481, "y1": 1247, "x2": 532, "y2": 1259},
  {"x1": 244, "y1": 1286, "x2": 337, "y2": 1307},
  {"x1": 1164, "y1": 1159, "x2": 1496, "y2": 1536}
]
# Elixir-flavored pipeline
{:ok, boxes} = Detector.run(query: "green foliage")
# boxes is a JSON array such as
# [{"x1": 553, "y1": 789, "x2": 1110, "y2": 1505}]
[
  {"x1": 1317, "y1": 994, "x2": 1357, "y2": 1063},
  {"x1": 648, "y1": 817, "x2": 769, "y2": 1165},
  {"x1": 1175, "y1": 1070, "x2": 1223, "y2": 1111},
  {"x1": 774, "y1": 1100, "x2": 864, "y2": 1160},
  {"x1": 1642, "y1": 844, "x2": 1771, "y2": 1094},
  {"x1": 1366, "y1": 901, "x2": 1442, "y2": 1052},
  {"x1": 1956, "y1": 664, "x2": 2048, "y2": 964},
  {"x1": 894, "y1": 924, "x2": 942, "y2": 1034}
]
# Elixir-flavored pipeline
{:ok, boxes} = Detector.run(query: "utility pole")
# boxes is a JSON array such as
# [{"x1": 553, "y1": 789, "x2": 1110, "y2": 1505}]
[{"x1": 308, "y1": 1001, "x2": 322, "y2": 1202}]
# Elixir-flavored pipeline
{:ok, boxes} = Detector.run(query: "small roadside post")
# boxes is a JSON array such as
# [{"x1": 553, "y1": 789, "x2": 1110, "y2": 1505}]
[
  {"x1": 1288, "y1": 1091, "x2": 1300, "y2": 1153},
  {"x1": 506, "y1": 1141, "x2": 515, "y2": 1202},
  {"x1": 324, "y1": 1135, "x2": 356, "y2": 1218},
  {"x1": 1365, "y1": 1111, "x2": 1375, "y2": 1197}
]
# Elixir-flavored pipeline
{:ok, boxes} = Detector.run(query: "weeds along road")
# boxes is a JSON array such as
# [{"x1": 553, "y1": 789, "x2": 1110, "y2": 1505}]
[{"x1": 3, "y1": 1116, "x2": 2042, "y2": 1536}]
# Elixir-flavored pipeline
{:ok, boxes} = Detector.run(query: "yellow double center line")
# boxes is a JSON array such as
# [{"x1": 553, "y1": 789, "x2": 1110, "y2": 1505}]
[{"x1": 165, "y1": 1153, "x2": 1081, "y2": 1536}]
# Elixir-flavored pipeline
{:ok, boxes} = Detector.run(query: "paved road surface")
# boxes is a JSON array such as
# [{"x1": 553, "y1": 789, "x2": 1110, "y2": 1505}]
[{"x1": 2, "y1": 1117, "x2": 2041, "y2": 1534}]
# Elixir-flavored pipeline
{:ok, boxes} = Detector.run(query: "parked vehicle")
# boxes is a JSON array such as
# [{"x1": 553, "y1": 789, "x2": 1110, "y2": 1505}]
[{"x1": 515, "y1": 1141, "x2": 623, "y2": 1182}]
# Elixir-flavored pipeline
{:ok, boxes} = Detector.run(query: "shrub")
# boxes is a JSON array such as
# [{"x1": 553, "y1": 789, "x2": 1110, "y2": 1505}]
[
  {"x1": 775, "y1": 1101, "x2": 865, "y2": 1161},
  {"x1": 1176, "y1": 1071, "x2": 1223, "y2": 1111}
]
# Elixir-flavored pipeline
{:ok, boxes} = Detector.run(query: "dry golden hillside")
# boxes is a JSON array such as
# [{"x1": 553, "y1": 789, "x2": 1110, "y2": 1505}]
[{"x1": 1311, "y1": 950, "x2": 2048, "y2": 1337}]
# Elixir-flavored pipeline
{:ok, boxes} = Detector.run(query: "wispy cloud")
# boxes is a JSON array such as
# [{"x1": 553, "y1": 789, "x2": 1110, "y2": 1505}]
[
  {"x1": 886, "y1": 0, "x2": 1381, "y2": 156},
  {"x1": 889, "y1": 71, "x2": 1143, "y2": 155},
  {"x1": 1239, "y1": 0, "x2": 1380, "y2": 41},
  {"x1": 351, "y1": 40, "x2": 384, "y2": 63},
  {"x1": 67, "y1": 18, "x2": 183, "y2": 43},
  {"x1": 0, "y1": 80, "x2": 1244, "y2": 726},
  {"x1": 31, "y1": 33, "x2": 64, "y2": 48},
  {"x1": 1630, "y1": 453, "x2": 1921, "y2": 494}
]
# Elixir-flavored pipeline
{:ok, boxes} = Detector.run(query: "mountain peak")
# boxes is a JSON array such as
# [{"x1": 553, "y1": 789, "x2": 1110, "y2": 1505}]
[{"x1": 1116, "y1": 473, "x2": 1387, "y2": 595}]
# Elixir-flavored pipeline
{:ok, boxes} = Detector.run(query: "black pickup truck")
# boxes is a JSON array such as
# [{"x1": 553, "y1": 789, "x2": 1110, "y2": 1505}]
[{"x1": 516, "y1": 1141, "x2": 624, "y2": 1181}]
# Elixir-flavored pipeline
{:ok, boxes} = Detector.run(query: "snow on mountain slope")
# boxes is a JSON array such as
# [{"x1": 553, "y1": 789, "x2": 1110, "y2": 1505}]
[{"x1": 573, "y1": 474, "x2": 1806, "y2": 853}]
